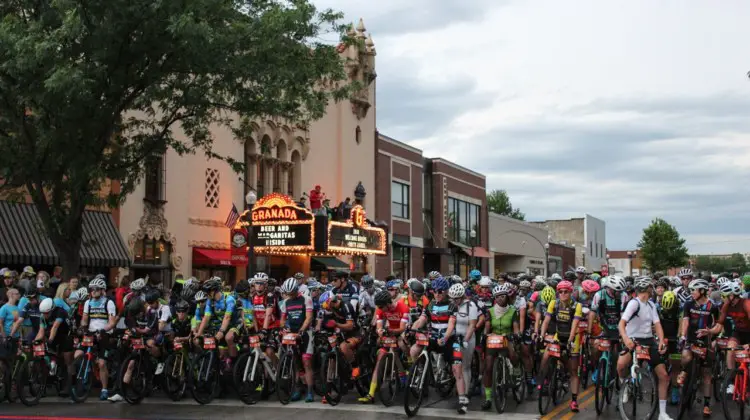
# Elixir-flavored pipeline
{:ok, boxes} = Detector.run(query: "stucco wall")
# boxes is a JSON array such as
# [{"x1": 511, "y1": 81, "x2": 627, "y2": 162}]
[{"x1": 584, "y1": 214, "x2": 607, "y2": 272}]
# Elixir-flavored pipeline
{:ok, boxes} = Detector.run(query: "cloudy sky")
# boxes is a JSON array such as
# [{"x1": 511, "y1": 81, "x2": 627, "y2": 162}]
[{"x1": 314, "y1": 0, "x2": 750, "y2": 254}]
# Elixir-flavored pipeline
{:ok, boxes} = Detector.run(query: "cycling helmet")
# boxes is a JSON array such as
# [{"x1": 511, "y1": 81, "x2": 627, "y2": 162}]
[
  {"x1": 361, "y1": 275, "x2": 374, "y2": 289},
  {"x1": 716, "y1": 277, "x2": 731, "y2": 287},
  {"x1": 519, "y1": 280, "x2": 531, "y2": 290},
  {"x1": 432, "y1": 277, "x2": 450, "y2": 292},
  {"x1": 575, "y1": 266, "x2": 586, "y2": 274},
  {"x1": 194, "y1": 291, "x2": 207, "y2": 302},
  {"x1": 374, "y1": 290, "x2": 392, "y2": 307},
  {"x1": 720, "y1": 281, "x2": 742, "y2": 296},
  {"x1": 386, "y1": 280, "x2": 399, "y2": 290},
  {"x1": 678, "y1": 268, "x2": 693, "y2": 278},
  {"x1": 607, "y1": 275, "x2": 627, "y2": 292},
  {"x1": 688, "y1": 278, "x2": 709, "y2": 292},
  {"x1": 181, "y1": 283, "x2": 198, "y2": 300},
  {"x1": 281, "y1": 278, "x2": 299, "y2": 294},
  {"x1": 448, "y1": 283, "x2": 465, "y2": 299},
  {"x1": 76, "y1": 287, "x2": 89, "y2": 300},
  {"x1": 564, "y1": 271, "x2": 576, "y2": 281},
  {"x1": 39, "y1": 298, "x2": 54, "y2": 313},
  {"x1": 427, "y1": 271, "x2": 441, "y2": 280},
  {"x1": 634, "y1": 277, "x2": 653, "y2": 292},
  {"x1": 318, "y1": 291, "x2": 333, "y2": 306},
  {"x1": 670, "y1": 276, "x2": 681, "y2": 287},
  {"x1": 661, "y1": 291, "x2": 677, "y2": 310},
  {"x1": 202, "y1": 277, "x2": 222, "y2": 292},
  {"x1": 252, "y1": 273, "x2": 269, "y2": 283},
  {"x1": 68, "y1": 291, "x2": 80, "y2": 305},
  {"x1": 590, "y1": 273, "x2": 601, "y2": 282},
  {"x1": 235, "y1": 280, "x2": 250, "y2": 296},
  {"x1": 743, "y1": 275, "x2": 750, "y2": 287},
  {"x1": 294, "y1": 272, "x2": 305, "y2": 280},
  {"x1": 655, "y1": 277, "x2": 670, "y2": 289},
  {"x1": 307, "y1": 280, "x2": 323, "y2": 291},
  {"x1": 130, "y1": 278, "x2": 146, "y2": 291},
  {"x1": 450, "y1": 275, "x2": 463, "y2": 284},
  {"x1": 145, "y1": 289, "x2": 160, "y2": 303},
  {"x1": 556, "y1": 280, "x2": 573, "y2": 292},
  {"x1": 493, "y1": 283, "x2": 512, "y2": 297},
  {"x1": 534, "y1": 279, "x2": 547, "y2": 291},
  {"x1": 550, "y1": 273, "x2": 562, "y2": 281},
  {"x1": 409, "y1": 280, "x2": 425, "y2": 295},
  {"x1": 375, "y1": 280, "x2": 386, "y2": 290},
  {"x1": 478, "y1": 276, "x2": 493, "y2": 287},
  {"x1": 24, "y1": 284, "x2": 38, "y2": 298},
  {"x1": 540, "y1": 286, "x2": 556, "y2": 304},
  {"x1": 88, "y1": 277, "x2": 107, "y2": 290},
  {"x1": 469, "y1": 269, "x2": 481, "y2": 281},
  {"x1": 581, "y1": 279, "x2": 600, "y2": 294}
]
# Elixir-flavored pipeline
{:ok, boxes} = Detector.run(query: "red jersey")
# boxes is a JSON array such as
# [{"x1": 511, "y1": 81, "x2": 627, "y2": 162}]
[
  {"x1": 375, "y1": 301, "x2": 409, "y2": 330},
  {"x1": 252, "y1": 293, "x2": 279, "y2": 329},
  {"x1": 719, "y1": 298, "x2": 750, "y2": 333}
]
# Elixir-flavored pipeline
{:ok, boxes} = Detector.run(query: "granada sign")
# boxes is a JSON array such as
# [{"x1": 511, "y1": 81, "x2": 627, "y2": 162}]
[{"x1": 241, "y1": 193, "x2": 315, "y2": 253}]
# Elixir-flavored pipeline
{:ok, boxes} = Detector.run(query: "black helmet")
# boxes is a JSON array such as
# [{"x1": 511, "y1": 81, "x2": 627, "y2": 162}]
[
  {"x1": 145, "y1": 289, "x2": 160, "y2": 303},
  {"x1": 175, "y1": 300, "x2": 190, "y2": 312},
  {"x1": 409, "y1": 281, "x2": 425, "y2": 295},
  {"x1": 624, "y1": 276, "x2": 635, "y2": 284},
  {"x1": 374, "y1": 290, "x2": 392, "y2": 307},
  {"x1": 181, "y1": 282, "x2": 198, "y2": 300},
  {"x1": 361, "y1": 275, "x2": 374, "y2": 289},
  {"x1": 24, "y1": 285, "x2": 38, "y2": 298},
  {"x1": 126, "y1": 299, "x2": 145, "y2": 318},
  {"x1": 202, "y1": 278, "x2": 222, "y2": 292},
  {"x1": 656, "y1": 277, "x2": 670, "y2": 289},
  {"x1": 267, "y1": 278, "x2": 277, "y2": 288},
  {"x1": 564, "y1": 271, "x2": 576, "y2": 281},
  {"x1": 235, "y1": 280, "x2": 250, "y2": 296}
]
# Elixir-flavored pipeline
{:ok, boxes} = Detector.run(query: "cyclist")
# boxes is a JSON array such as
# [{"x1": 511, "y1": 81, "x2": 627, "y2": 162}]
[
  {"x1": 317, "y1": 291, "x2": 361, "y2": 377},
  {"x1": 677, "y1": 278, "x2": 723, "y2": 416},
  {"x1": 674, "y1": 268, "x2": 694, "y2": 307},
  {"x1": 534, "y1": 286, "x2": 557, "y2": 340},
  {"x1": 191, "y1": 291, "x2": 208, "y2": 346},
  {"x1": 654, "y1": 277, "x2": 670, "y2": 306},
  {"x1": 658, "y1": 291, "x2": 682, "y2": 405},
  {"x1": 145, "y1": 289, "x2": 171, "y2": 364},
  {"x1": 331, "y1": 271, "x2": 359, "y2": 309},
  {"x1": 76, "y1": 277, "x2": 117, "y2": 400},
  {"x1": 717, "y1": 280, "x2": 750, "y2": 394},
  {"x1": 481, "y1": 283, "x2": 520, "y2": 410},
  {"x1": 39, "y1": 297, "x2": 74, "y2": 393},
  {"x1": 539, "y1": 280, "x2": 583, "y2": 412},
  {"x1": 409, "y1": 277, "x2": 467, "y2": 413},
  {"x1": 358, "y1": 290, "x2": 409, "y2": 404},
  {"x1": 618, "y1": 277, "x2": 672, "y2": 420},
  {"x1": 590, "y1": 275, "x2": 628, "y2": 365},
  {"x1": 235, "y1": 280, "x2": 254, "y2": 341},
  {"x1": 385, "y1": 280, "x2": 401, "y2": 301},
  {"x1": 450, "y1": 282, "x2": 479, "y2": 405},
  {"x1": 251, "y1": 273, "x2": 280, "y2": 366},
  {"x1": 279, "y1": 277, "x2": 315, "y2": 402},
  {"x1": 358, "y1": 275, "x2": 377, "y2": 321},
  {"x1": 196, "y1": 277, "x2": 243, "y2": 370}
]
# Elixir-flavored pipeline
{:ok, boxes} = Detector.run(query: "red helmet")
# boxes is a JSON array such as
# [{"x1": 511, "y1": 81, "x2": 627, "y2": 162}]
[
  {"x1": 581, "y1": 280, "x2": 600, "y2": 294},
  {"x1": 557, "y1": 281, "x2": 573, "y2": 292}
]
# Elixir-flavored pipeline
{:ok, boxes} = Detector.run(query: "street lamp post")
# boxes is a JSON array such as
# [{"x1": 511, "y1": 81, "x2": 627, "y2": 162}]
[
  {"x1": 544, "y1": 243, "x2": 550, "y2": 277},
  {"x1": 245, "y1": 190, "x2": 258, "y2": 278},
  {"x1": 627, "y1": 250, "x2": 636, "y2": 276},
  {"x1": 470, "y1": 229, "x2": 477, "y2": 272},
  {"x1": 606, "y1": 253, "x2": 610, "y2": 276}
]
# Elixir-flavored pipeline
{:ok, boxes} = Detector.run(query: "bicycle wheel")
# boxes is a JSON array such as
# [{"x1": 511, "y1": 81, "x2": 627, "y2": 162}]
[
  {"x1": 713, "y1": 355, "x2": 726, "y2": 403},
  {"x1": 0, "y1": 357, "x2": 10, "y2": 402},
  {"x1": 721, "y1": 368, "x2": 744, "y2": 420},
  {"x1": 538, "y1": 360, "x2": 556, "y2": 415},
  {"x1": 322, "y1": 352, "x2": 344, "y2": 406},
  {"x1": 190, "y1": 351, "x2": 219, "y2": 405},
  {"x1": 622, "y1": 362, "x2": 657, "y2": 420},
  {"x1": 493, "y1": 356, "x2": 507, "y2": 413},
  {"x1": 595, "y1": 357, "x2": 608, "y2": 415},
  {"x1": 164, "y1": 352, "x2": 188, "y2": 401},
  {"x1": 354, "y1": 348, "x2": 373, "y2": 398},
  {"x1": 580, "y1": 349, "x2": 590, "y2": 390},
  {"x1": 275, "y1": 351, "x2": 296, "y2": 405},
  {"x1": 120, "y1": 354, "x2": 148, "y2": 405},
  {"x1": 377, "y1": 352, "x2": 399, "y2": 407},
  {"x1": 404, "y1": 354, "x2": 428, "y2": 417},
  {"x1": 470, "y1": 350, "x2": 481, "y2": 397},
  {"x1": 70, "y1": 354, "x2": 93, "y2": 403},
  {"x1": 17, "y1": 359, "x2": 45, "y2": 406},
  {"x1": 512, "y1": 362, "x2": 526, "y2": 404},
  {"x1": 678, "y1": 361, "x2": 699, "y2": 420}
]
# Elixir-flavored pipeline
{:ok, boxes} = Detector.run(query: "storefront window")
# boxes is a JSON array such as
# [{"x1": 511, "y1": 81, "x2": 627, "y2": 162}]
[
  {"x1": 450, "y1": 252, "x2": 480, "y2": 278},
  {"x1": 392, "y1": 245, "x2": 410, "y2": 279},
  {"x1": 192, "y1": 268, "x2": 233, "y2": 285},
  {"x1": 447, "y1": 197, "x2": 480, "y2": 246},
  {"x1": 133, "y1": 238, "x2": 170, "y2": 266},
  {"x1": 391, "y1": 181, "x2": 409, "y2": 219}
]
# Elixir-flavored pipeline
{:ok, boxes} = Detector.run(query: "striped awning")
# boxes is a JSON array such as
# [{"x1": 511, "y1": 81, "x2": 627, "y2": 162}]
[{"x1": 0, "y1": 201, "x2": 130, "y2": 267}]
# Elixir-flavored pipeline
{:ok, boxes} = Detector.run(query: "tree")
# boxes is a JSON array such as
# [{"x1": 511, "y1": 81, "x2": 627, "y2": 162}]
[
  {"x1": 694, "y1": 253, "x2": 748, "y2": 274},
  {"x1": 487, "y1": 189, "x2": 525, "y2": 220},
  {"x1": 637, "y1": 218, "x2": 690, "y2": 273},
  {"x1": 0, "y1": 0, "x2": 354, "y2": 275}
]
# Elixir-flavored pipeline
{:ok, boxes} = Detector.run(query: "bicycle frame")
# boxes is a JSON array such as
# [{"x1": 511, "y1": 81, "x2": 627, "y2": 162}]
[
  {"x1": 243, "y1": 336, "x2": 276, "y2": 385},
  {"x1": 731, "y1": 347, "x2": 750, "y2": 403}
]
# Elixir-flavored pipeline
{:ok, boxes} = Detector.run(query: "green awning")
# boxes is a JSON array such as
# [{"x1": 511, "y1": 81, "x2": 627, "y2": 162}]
[{"x1": 311, "y1": 256, "x2": 349, "y2": 270}]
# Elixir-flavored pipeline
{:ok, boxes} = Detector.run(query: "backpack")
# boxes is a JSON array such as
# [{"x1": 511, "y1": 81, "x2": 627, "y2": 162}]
[
  {"x1": 626, "y1": 298, "x2": 660, "y2": 323},
  {"x1": 85, "y1": 297, "x2": 113, "y2": 317}
]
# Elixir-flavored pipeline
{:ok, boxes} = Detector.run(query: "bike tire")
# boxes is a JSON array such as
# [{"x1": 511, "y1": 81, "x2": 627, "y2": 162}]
[
  {"x1": 190, "y1": 351, "x2": 219, "y2": 405},
  {"x1": 354, "y1": 349, "x2": 373, "y2": 398},
  {"x1": 721, "y1": 368, "x2": 743, "y2": 420},
  {"x1": 377, "y1": 352, "x2": 398, "y2": 407},
  {"x1": 513, "y1": 362, "x2": 526, "y2": 404},
  {"x1": 713, "y1": 355, "x2": 726, "y2": 403},
  {"x1": 678, "y1": 361, "x2": 699, "y2": 420},
  {"x1": 275, "y1": 351, "x2": 296, "y2": 405},
  {"x1": 404, "y1": 355, "x2": 428, "y2": 417},
  {"x1": 493, "y1": 356, "x2": 507, "y2": 413},
  {"x1": 0, "y1": 357, "x2": 11, "y2": 402},
  {"x1": 322, "y1": 352, "x2": 343, "y2": 406},
  {"x1": 580, "y1": 351, "x2": 590, "y2": 390},
  {"x1": 16, "y1": 359, "x2": 44, "y2": 406},
  {"x1": 595, "y1": 357, "x2": 607, "y2": 415},
  {"x1": 164, "y1": 352, "x2": 188, "y2": 402},
  {"x1": 120, "y1": 354, "x2": 148, "y2": 405},
  {"x1": 538, "y1": 360, "x2": 556, "y2": 415},
  {"x1": 70, "y1": 354, "x2": 93, "y2": 403}
]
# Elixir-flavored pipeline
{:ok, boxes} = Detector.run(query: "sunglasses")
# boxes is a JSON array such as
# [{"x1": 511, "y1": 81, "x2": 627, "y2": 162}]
[
  {"x1": 558, "y1": 290, "x2": 571, "y2": 295},
  {"x1": 176, "y1": 309, "x2": 188, "y2": 313},
  {"x1": 435, "y1": 290, "x2": 447, "y2": 294}
]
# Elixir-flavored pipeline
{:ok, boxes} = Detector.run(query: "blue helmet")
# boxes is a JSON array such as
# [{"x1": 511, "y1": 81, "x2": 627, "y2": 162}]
[
  {"x1": 470, "y1": 269, "x2": 481, "y2": 280},
  {"x1": 432, "y1": 276, "x2": 450, "y2": 292},
  {"x1": 386, "y1": 280, "x2": 399, "y2": 289},
  {"x1": 319, "y1": 291, "x2": 332, "y2": 306}
]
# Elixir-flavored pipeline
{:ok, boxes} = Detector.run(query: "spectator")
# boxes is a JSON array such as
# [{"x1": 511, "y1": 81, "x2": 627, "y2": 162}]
[
  {"x1": 309, "y1": 185, "x2": 325, "y2": 216},
  {"x1": 115, "y1": 276, "x2": 131, "y2": 314},
  {"x1": 17, "y1": 266, "x2": 35, "y2": 293},
  {"x1": 68, "y1": 276, "x2": 80, "y2": 293},
  {"x1": 0, "y1": 270, "x2": 15, "y2": 305},
  {"x1": 53, "y1": 282, "x2": 72, "y2": 312},
  {"x1": 49, "y1": 266, "x2": 63, "y2": 295},
  {"x1": 322, "y1": 198, "x2": 334, "y2": 219},
  {"x1": 36, "y1": 271, "x2": 50, "y2": 296}
]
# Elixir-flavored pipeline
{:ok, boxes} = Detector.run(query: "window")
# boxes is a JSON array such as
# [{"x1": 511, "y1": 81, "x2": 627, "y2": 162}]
[
  {"x1": 133, "y1": 238, "x2": 170, "y2": 266},
  {"x1": 273, "y1": 162, "x2": 281, "y2": 193},
  {"x1": 144, "y1": 154, "x2": 166, "y2": 202},
  {"x1": 287, "y1": 164, "x2": 294, "y2": 196},
  {"x1": 391, "y1": 181, "x2": 409, "y2": 219},
  {"x1": 392, "y1": 245, "x2": 410, "y2": 279},
  {"x1": 355, "y1": 126, "x2": 361, "y2": 144},
  {"x1": 589, "y1": 241, "x2": 593, "y2": 256},
  {"x1": 447, "y1": 197, "x2": 481, "y2": 246},
  {"x1": 205, "y1": 168, "x2": 220, "y2": 208}
]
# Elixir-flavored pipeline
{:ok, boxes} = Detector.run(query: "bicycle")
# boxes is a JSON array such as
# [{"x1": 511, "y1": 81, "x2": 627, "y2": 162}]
[
  {"x1": 538, "y1": 336, "x2": 569, "y2": 415},
  {"x1": 321, "y1": 329, "x2": 369, "y2": 405},
  {"x1": 403, "y1": 331, "x2": 457, "y2": 417},
  {"x1": 721, "y1": 345, "x2": 750, "y2": 420},
  {"x1": 118, "y1": 333, "x2": 155, "y2": 405},
  {"x1": 70, "y1": 331, "x2": 106, "y2": 403},
  {"x1": 593, "y1": 337, "x2": 621, "y2": 415},
  {"x1": 0, "y1": 337, "x2": 25, "y2": 403},
  {"x1": 275, "y1": 331, "x2": 304, "y2": 405},
  {"x1": 164, "y1": 337, "x2": 191, "y2": 401},
  {"x1": 233, "y1": 333, "x2": 277, "y2": 405},
  {"x1": 16, "y1": 340, "x2": 61, "y2": 406},
  {"x1": 618, "y1": 343, "x2": 658, "y2": 420},
  {"x1": 678, "y1": 340, "x2": 710, "y2": 420},
  {"x1": 376, "y1": 333, "x2": 406, "y2": 406},
  {"x1": 486, "y1": 334, "x2": 525, "y2": 413},
  {"x1": 190, "y1": 335, "x2": 221, "y2": 405},
  {"x1": 714, "y1": 336, "x2": 730, "y2": 402},
  {"x1": 577, "y1": 321, "x2": 591, "y2": 389}
]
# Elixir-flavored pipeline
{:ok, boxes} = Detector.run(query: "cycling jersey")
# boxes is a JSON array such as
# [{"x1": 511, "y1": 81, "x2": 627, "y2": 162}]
[
  {"x1": 83, "y1": 297, "x2": 116, "y2": 332},
  {"x1": 47, "y1": 306, "x2": 71, "y2": 338},
  {"x1": 719, "y1": 298, "x2": 750, "y2": 333},
  {"x1": 658, "y1": 305, "x2": 680, "y2": 340},
  {"x1": 150, "y1": 303, "x2": 172, "y2": 332},
  {"x1": 204, "y1": 295, "x2": 241, "y2": 329},
  {"x1": 375, "y1": 301, "x2": 409, "y2": 331},
  {"x1": 171, "y1": 317, "x2": 192, "y2": 337},
  {"x1": 281, "y1": 295, "x2": 313, "y2": 333},
  {"x1": 487, "y1": 304, "x2": 517, "y2": 336},
  {"x1": 252, "y1": 293, "x2": 279, "y2": 329},
  {"x1": 682, "y1": 299, "x2": 720, "y2": 342},
  {"x1": 591, "y1": 289, "x2": 627, "y2": 332},
  {"x1": 332, "y1": 282, "x2": 360, "y2": 307},
  {"x1": 237, "y1": 296, "x2": 255, "y2": 329},
  {"x1": 358, "y1": 289, "x2": 376, "y2": 316},
  {"x1": 454, "y1": 299, "x2": 479, "y2": 338},
  {"x1": 422, "y1": 299, "x2": 457, "y2": 338},
  {"x1": 546, "y1": 299, "x2": 583, "y2": 338},
  {"x1": 403, "y1": 295, "x2": 429, "y2": 326},
  {"x1": 318, "y1": 302, "x2": 358, "y2": 338}
]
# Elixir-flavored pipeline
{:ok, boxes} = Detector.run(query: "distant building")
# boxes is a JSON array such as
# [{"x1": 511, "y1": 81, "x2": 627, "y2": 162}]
[
  {"x1": 529, "y1": 214, "x2": 607, "y2": 273},
  {"x1": 488, "y1": 212, "x2": 549, "y2": 277}
]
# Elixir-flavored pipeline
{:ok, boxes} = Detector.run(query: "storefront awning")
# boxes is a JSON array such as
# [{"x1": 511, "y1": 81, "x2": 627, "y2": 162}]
[
  {"x1": 311, "y1": 256, "x2": 349, "y2": 270},
  {"x1": 448, "y1": 241, "x2": 491, "y2": 258},
  {"x1": 193, "y1": 248, "x2": 246, "y2": 267},
  {"x1": 392, "y1": 240, "x2": 418, "y2": 249},
  {"x1": 0, "y1": 201, "x2": 130, "y2": 267}
]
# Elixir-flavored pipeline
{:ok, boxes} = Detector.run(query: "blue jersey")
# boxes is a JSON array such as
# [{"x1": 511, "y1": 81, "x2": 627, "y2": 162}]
[
  {"x1": 204, "y1": 295, "x2": 240, "y2": 328},
  {"x1": 238, "y1": 296, "x2": 255, "y2": 328}
]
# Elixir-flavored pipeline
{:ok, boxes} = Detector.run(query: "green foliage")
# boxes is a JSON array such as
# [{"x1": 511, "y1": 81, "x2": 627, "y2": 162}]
[
  {"x1": 0, "y1": 0, "x2": 353, "y2": 273},
  {"x1": 487, "y1": 189, "x2": 525, "y2": 220},
  {"x1": 637, "y1": 218, "x2": 690, "y2": 272},
  {"x1": 694, "y1": 253, "x2": 748, "y2": 274}
]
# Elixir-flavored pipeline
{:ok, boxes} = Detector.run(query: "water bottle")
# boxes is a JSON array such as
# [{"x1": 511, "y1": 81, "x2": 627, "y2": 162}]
[{"x1": 49, "y1": 359, "x2": 57, "y2": 376}]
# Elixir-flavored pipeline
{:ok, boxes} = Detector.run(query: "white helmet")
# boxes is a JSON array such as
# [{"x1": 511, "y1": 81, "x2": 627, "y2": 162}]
[
  {"x1": 448, "y1": 283, "x2": 465, "y2": 299},
  {"x1": 576, "y1": 266, "x2": 586, "y2": 274},
  {"x1": 76, "y1": 287, "x2": 89, "y2": 300},
  {"x1": 88, "y1": 278, "x2": 107, "y2": 290},
  {"x1": 603, "y1": 275, "x2": 626, "y2": 292},
  {"x1": 281, "y1": 278, "x2": 299, "y2": 294},
  {"x1": 550, "y1": 273, "x2": 562, "y2": 281},
  {"x1": 68, "y1": 291, "x2": 80, "y2": 305},
  {"x1": 716, "y1": 277, "x2": 731, "y2": 287},
  {"x1": 493, "y1": 283, "x2": 512, "y2": 296},
  {"x1": 130, "y1": 278, "x2": 146, "y2": 291},
  {"x1": 688, "y1": 278, "x2": 709, "y2": 292},
  {"x1": 634, "y1": 277, "x2": 653, "y2": 291},
  {"x1": 478, "y1": 276, "x2": 493, "y2": 287},
  {"x1": 720, "y1": 281, "x2": 742, "y2": 296},
  {"x1": 194, "y1": 291, "x2": 208, "y2": 302},
  {"x1": 678, "y1": 268, "x2": 693, "y2": 278},
  {"x1": 39, "y1": 298, "x2": 54, "y2": 313},
  {"x1": 671, "y1": 276, "x2": 682, "y2": 287},
  {"x1": 519, "y1": 280, "x2": 531, "y2": 289},
  {"x1": 428, "y1": 271, "x2": 441, "y2": 280}
]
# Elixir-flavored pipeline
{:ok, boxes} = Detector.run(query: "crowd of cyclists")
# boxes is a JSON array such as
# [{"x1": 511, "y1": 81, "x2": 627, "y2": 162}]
[{"x1": 1, "y1": 264, "x2": 750, "y2": 419}]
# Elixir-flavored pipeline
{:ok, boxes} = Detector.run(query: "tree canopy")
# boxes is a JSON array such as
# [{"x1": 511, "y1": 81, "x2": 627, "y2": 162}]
[
  {"x1": 694, "y1": 253, "x2": 748, "y2": 275},
  {"x1": 487, "y1": 189, "x2": 525, "y2": 221},
  {"x1": 0, "y1": 0, "x2": 353, "y2": 275},
  {"x1": 637, "y1": 218, "x2": 690, "y2": 273}
]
